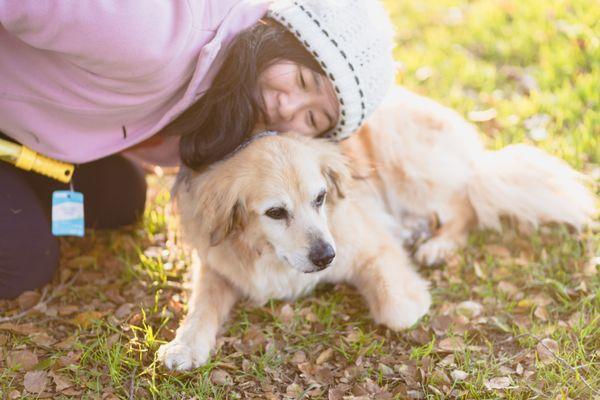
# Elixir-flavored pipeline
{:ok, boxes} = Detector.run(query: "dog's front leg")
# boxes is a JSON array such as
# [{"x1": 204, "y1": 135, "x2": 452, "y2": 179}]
[
  {"x1": 157, "y1": 264, "x2": 239, "y2": 371},
  {"x1": 350, "y1": 245, "x2": 431, "y2": 330}
]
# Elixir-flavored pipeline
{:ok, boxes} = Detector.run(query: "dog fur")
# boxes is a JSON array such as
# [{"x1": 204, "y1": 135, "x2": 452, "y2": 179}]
[
  {"x1": 158, "y1": 134, "x2": 431, "y2": 371},
  {"x1": 158, "y1": 85, "x2": 597, "y2": 371},
  {"x1": 341, "y1": 85, "x2": 598, "y2": 265}
]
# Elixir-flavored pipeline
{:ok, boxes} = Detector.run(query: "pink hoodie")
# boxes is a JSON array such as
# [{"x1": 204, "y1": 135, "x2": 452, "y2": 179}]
[{"x1": 0, "y1": 0, "x2": 271, "y2": 166}]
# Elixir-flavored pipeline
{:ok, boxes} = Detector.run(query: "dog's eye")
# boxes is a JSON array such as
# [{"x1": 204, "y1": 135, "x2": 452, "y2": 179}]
[
  {"x1": 314, "y1": 191, "x2": 326, "y2": 207},
  {"x1": 265, "y1": 207, "x2": 288, "y2": 220}
]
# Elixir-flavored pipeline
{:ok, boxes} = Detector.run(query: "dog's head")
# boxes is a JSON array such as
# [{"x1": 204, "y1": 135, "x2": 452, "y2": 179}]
[{"x1": 176, "y1": 134, "x2": 350, "y2": 273}]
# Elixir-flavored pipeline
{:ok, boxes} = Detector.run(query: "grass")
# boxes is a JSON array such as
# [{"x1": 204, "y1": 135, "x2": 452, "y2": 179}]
[{"x1": 1, "y1": 0, "x2": 599, "y2": 398}]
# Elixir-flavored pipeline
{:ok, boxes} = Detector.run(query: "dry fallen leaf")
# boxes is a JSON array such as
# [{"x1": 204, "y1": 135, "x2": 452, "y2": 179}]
[
  {"x1": 431, "y1": 315, "x2": 452, "y2": 336},
  {"x1": 210, "y1": 369, "x2": 233, "y2": 386},
  {"x1": 537, "y1": 338, "x2": 559, "y2": 364},
  {"x1": 468, "y1": 108, "x2": 497, "y2": 122},
  {"x1": 316, "y1": 347, "x2": 334, "y2": 365},
  {"x1": 114, "y1": 303, "x2": 134, "y2": 320},
  {"x1": 438, "y1": 354, "x2": 455, "y2": 368},
  {"x1": 57, "y1": 352, "x2": 81, "y2": 368},
  {"x1": 66, "y1": 255, "x2": 96, "y2": 269},
  {"x1": 23, "y1": 370, "x2": 48, "y2": 394},
  {"x1": 314, "y1": 365, "x2": 334, "y2": 385},
  {"x1": 345, "y1": 330, "x2": 361, "y2": 343},
  {"x1": 451, "y1": 370, "x2": 468, "y2": 381},
  {"x1": 484, "y1": 376, "x2": 512, "y2": 390},
  {"x1": 455, "y1": 301, "x2": 483, "y2": 319},
  {"x1": 29, "y1": 332, "x2": 55, "y2": 347},
  {"x1": 71, "y1": 311, "x2": 103, "y2": 328},
  {"x1": 584, "y1": 256, "x2": 599, "y2": 276},
  {"x1": 55, "y1": 335, "x2": 76, "y2": 350},
  {"x1": 473, "y1": 262, "x2": 486, "y2": 279},
  {"x1": 498, "y1": 281, "x2": 519, "y2": 298},
  {"x1": 437, "y1": 337, "x2": 466, "y2": 352},
  {"x1": 415, "y1": 66, "x2": 433, "y2": 81},
  {"x1": 286, "y1": 382, "x2": 303, "y2": 397},
  {"x1": 407, "y1": 390, "x2": 425, "y2": 399},
  {"x1": 515, "y1": 363, "x2": 524, "y2": 375},
  {"x1": 49, "y1": 371, "x2": 73, "y2": 392},
  {"x1": 378, "y1": 363, "x2": 394, "y2": 376},
  {"x1": 483, "y1": 244, "x2": 511, "y2": 258},
  {"x1": 16, "y1": 291, "x2": 41, "y2": 310},
  {"x1": 567, "y1": 312, "x2": 585, "y2": 328},
  {"x1": 61, "y1": 388, "x2": 82, "y2": 396},
  {"x1": 328, "y1": 386, "x2": 346, "y2": 400},
  {"x1": 6, "y1": 350, "x2": 38, "y2": 371},
  {"x1": 279, "y1": 303, "x2": 294, "y2": 322},
  {"x1": 291, "y1": 350, "x2": 307, "y2": 364},
  {"x1": 57, "y1": 305, "x2": 79, "y2": 316},
  {"x1": 408, "y1": 327, "x2": 432, "y2": 345},
  {"x1": 534, "y1": 306, "x2": 549, "y2": 321},
  {"x1": 524, "y1": 114, "x2": 551, "y2": 142},
  {"x1": 7, "y1": 390, "x2": 20, "y2": 400},
  {"x1": 0, "y1": 322, "x2": 42, "y2": 335}
]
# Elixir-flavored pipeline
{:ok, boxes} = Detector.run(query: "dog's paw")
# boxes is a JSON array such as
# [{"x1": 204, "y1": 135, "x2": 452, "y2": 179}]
[
  {"x1": 415, "y1": 237, "x2": 457, "y2": 266},
  {"x1": 376, "y1": 283, "x2": 431, "y2": 331},
  {"x1": 157, "y1": 339, "x2": 211, "y2": 371}
]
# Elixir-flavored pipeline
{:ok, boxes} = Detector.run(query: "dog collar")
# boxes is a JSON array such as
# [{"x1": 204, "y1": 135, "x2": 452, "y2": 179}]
[{"x1": 225, "y1": 130, "x2": 279, "y2": 160}]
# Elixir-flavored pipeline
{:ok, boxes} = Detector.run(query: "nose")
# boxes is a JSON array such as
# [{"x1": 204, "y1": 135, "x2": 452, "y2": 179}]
[
  {"x1": 309, "y1": 240, "x2": 335, "y2": 270},
  {"x1": 278, "y1": 91, "x2": 307, "y2": 122}
]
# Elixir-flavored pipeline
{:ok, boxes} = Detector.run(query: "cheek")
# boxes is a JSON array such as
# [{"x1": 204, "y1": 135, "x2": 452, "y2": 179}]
[
  {"x1": 260, "y1": 65, "x2": 294, "y2": 91},
  {"x1": 259, "y1": 218, "x2": 288, "y2": 240},
  {"x1": 261, "y1": 218, "x2": 309, "y2": 249},
  {"x1": 273, "y1": 114, "x2": 316, "y2": 137}
]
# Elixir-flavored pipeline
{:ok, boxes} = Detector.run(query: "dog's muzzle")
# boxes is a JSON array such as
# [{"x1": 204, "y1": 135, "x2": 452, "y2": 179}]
[{"x1": 308, "y1": 239, "x2": 335, "y2": 271}]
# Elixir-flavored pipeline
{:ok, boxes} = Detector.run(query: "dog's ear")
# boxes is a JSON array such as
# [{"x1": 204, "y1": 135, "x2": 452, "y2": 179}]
[
  {"x1": 176, "y1": 167, "x2": 248, "y2": 247},
  {"x1": 318, "y1": 142, "x2": 352, "y2": 202},
  {"x1": 209, "y1": 200, "x2": 247, "y2": 246}
]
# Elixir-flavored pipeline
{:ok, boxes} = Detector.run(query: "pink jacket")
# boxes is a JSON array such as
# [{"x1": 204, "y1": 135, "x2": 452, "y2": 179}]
[{"x1": 0, "y1": 0, "x2": 271, "y2": 166}]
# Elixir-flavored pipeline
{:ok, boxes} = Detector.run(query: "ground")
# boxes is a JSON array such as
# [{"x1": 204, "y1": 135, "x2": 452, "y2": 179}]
[{"x1": 1, "y1": 0, "x2": 599, "y2": 398}]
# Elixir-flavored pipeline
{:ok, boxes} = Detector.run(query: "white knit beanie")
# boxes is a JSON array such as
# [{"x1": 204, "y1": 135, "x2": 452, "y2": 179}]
[{"x1": 268, "y1": 0, "x2": 396, "y2": 140}]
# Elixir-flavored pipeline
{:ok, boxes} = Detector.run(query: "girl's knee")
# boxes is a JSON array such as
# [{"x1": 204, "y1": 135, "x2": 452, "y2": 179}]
[{"x1": 0, "y1": 231, "x2": 60, "y2": 299}]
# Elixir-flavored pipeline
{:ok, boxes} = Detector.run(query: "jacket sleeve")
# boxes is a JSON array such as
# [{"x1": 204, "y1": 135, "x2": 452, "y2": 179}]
[{"x1": 0, "y1": 0, "x2": 194, "y2": 77}]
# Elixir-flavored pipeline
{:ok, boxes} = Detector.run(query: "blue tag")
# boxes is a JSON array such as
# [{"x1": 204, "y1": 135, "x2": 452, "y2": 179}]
[{"x1": 52, "y1": 191, "x2": 85, "y2": 237}]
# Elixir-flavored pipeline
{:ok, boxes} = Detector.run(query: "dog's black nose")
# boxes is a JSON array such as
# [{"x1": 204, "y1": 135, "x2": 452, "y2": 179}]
[{"x1": 309, "y1": 240, "x2": 335, "y2": 269}]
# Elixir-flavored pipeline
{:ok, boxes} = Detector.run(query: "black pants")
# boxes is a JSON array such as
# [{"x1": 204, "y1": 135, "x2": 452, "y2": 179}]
[{"x1": 0, "y1": 151, "x2": 147, "y2": 299}]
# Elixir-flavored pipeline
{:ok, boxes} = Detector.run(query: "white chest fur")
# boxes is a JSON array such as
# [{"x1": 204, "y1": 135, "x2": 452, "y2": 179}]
[{"x1": 246, "y1": 253, "x2": 336, "y2": 304}]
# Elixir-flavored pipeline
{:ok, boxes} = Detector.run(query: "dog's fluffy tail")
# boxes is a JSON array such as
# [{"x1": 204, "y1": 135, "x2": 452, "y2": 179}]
[{"x1": 467, "y1": 144, "x2": 597, "y2": 230}]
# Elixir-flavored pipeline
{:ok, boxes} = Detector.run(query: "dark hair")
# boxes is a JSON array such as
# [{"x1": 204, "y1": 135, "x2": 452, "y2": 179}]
[{"x1": 160, "y1": 19, "x2": 325, "y2": 170}]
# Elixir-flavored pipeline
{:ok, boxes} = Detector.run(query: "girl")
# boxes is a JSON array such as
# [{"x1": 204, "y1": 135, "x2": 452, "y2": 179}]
[{"x1": 0, "y1": 0, "x2": 395, "y2": 298}]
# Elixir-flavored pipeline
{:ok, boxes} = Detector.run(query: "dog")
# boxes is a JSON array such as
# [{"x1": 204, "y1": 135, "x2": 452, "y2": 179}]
[
  {"x1": 158, "y1": 86, "x2": 596, "y2": 371},
  {"x1": 341, "y1": 85, "x2": 598, "y2": 265},
  {"x1": 158, "y1": 133, "x2": 431, "y2": 371}
]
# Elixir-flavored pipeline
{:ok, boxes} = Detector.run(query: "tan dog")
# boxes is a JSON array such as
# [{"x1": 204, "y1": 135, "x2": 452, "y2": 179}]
[
  {"x1": 342, "y1": 85, "x2": 598, "y2": 265},
  {"x1": 158, "y1": 134, "x2": 431, "y2": 371}
]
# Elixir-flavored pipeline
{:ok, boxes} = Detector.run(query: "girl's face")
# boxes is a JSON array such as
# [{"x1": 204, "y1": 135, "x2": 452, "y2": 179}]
[{"x1": 256, "y1": 61, "x2": 340, "y2": 137}]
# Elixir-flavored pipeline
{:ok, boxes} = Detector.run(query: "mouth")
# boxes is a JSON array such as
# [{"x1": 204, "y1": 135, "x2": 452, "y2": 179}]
[
  {"x1": 304, "y1": 264, "x2": 330, "y2": 273},
  {"x1": 281, "y1": 255, "x2": 331, "y2": 274}
]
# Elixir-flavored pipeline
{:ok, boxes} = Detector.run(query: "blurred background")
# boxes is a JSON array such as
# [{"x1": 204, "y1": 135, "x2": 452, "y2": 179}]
[{"x1": 386, "y1": 0, "x2": 598, "y2": 170}]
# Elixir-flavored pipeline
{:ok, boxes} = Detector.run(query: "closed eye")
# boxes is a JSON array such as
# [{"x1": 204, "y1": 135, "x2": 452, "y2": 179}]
[
  {"x1": 265, "y1": 207, "x2": 289, "y2": 220},
  {"x1": 299, "y1": 69, "x2": 307, "y2": 89},
  {"x1": 308, "y1": 110, "x2": 317, "y2": 129}
]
